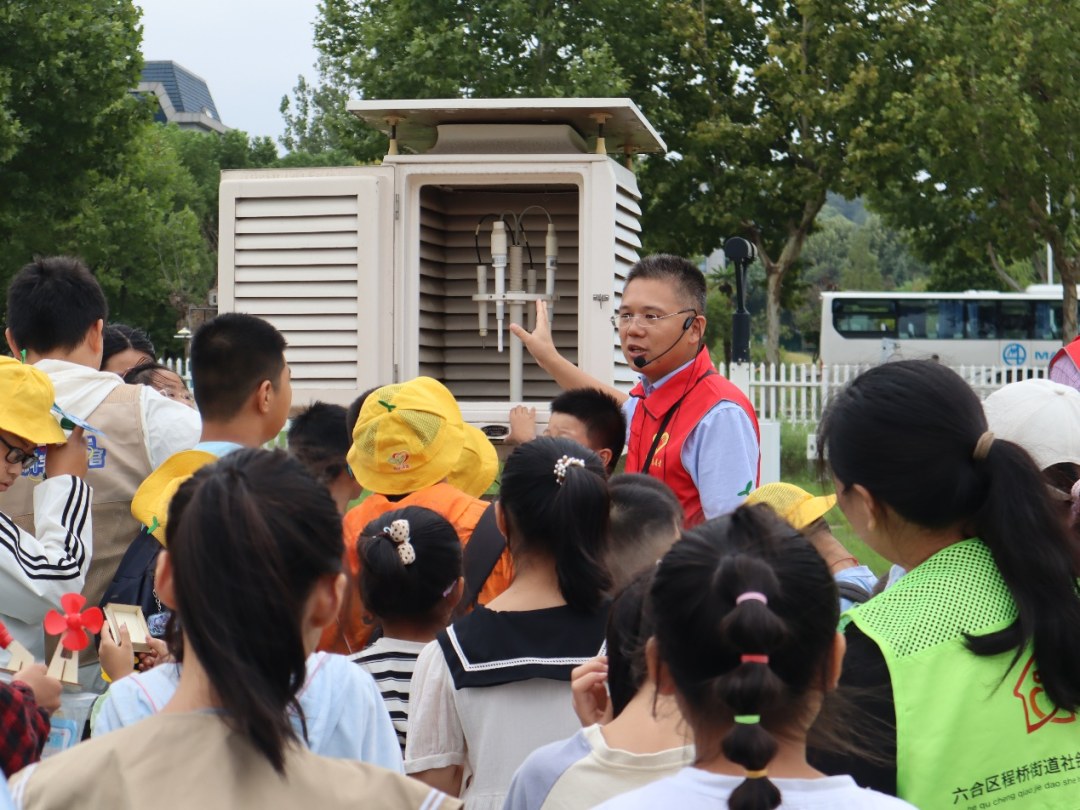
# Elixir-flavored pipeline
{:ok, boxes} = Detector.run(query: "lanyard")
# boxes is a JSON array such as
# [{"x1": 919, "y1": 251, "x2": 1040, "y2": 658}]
[{"x1": 637, "y1": 369, "x2": 717, "y2": 471}]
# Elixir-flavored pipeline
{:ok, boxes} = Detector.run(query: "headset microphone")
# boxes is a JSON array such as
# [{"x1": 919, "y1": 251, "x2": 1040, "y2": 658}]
[{"x1": 632, "y1": 315, "x2": 696, "y2": 369}]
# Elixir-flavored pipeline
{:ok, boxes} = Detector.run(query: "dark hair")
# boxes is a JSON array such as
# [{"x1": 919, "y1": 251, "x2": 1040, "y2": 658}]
[
  {"x1": 626, "y1": 254, "x2": 707, "y2": 314},
  {"x1": 499, "y1": 436, "x2": 612, "y2": 611},
  {"x1": 652, "y1": 505, "x2": 840, "y2": 810},
  {"x1": 550, "y1": 388, "x2": 627, "y2": 475},
  {"x1": 606, "y1": 474, "x2": 682, "y2": 593},
  {"x1": 820, "y1": 360, "x2": 1080, "y2": 712},
  {"x1": 101, "y1": 324, "x2": 155, "y2": 370},
  {"x1": 347, "y1": 387, "x2": 381, "y2": 439},
  {"x1": 606, "y1": 569, "x2": 656, "y2": 717},
  {"x1": 190, "y1": 313, "x2": 286, "y2": 421},
  {"x1": 165, "y1": 448, "x2": 343, "y2": 773},
  {"x1": 6, "y1": 256, "x2": 108, "y2": 355},
  {"x1": 358, "y1": 506, "x2": 462, "y2": 622},
  {"x1": 123, "y1": 361, "x2": 184, "y2": 390},
  {"x1": 288, "y1": 402, "x2": 350, "y2": 487}
]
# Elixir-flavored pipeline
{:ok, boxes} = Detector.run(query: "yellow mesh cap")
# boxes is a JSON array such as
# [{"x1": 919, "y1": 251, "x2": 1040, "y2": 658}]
[
  {"x1": 745, "y1": 482, "x2": 837, "y2": 531},
  {"x1": 447, "y1": 423, "x2": 499, "y2": 498},
  {"x1": 130, "y1": 450, "x2": 219, "y2": 545},
  {"x1": 0, "y1": 356, "x2": 66, "y2": 445},
  {"x1": 347, "y1": 377, "x2": 465, "y2": 496}
]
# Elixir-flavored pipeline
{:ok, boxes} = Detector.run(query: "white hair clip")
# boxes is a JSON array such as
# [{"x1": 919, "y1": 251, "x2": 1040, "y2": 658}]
[
  {"x1": 554, "y1": 455, "x2": 586, "y2": 485},
  {"x1": 386, "y1": 519, "x2": 416, "y2": 565}
]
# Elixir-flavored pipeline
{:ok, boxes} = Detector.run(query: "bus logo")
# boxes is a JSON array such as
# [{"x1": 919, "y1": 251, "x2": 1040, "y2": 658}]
[{"x1": 1003, "y1": 343, "x2": 1027, "y2": 366}]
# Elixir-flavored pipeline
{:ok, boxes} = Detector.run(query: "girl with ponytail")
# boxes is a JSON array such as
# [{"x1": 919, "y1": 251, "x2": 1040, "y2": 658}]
[
  {"x1": 596, "y1": 505, "x2": 913, "y2": 810},
  {"x1": 407, "y1": 437, "x2": 612, "y2": 810},
  {"x1": 815, "y1": 360, "x2": 1080, "y2": 810},
  {"x1": 11, "y1": 449, "x2": 459, "y2": 810}
]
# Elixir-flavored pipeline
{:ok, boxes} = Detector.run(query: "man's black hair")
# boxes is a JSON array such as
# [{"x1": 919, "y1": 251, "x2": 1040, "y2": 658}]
[
  {"x1": 288, "y1": 402, "x2": 350, "y2": 486},
  {"x1": 346, "y1": 386, "x2": 381, "y2": 439},
  {"x1": 7, "y1": 256, "x2": 108, "y2": 355},
  {"x1": 190, "y1": 313, "x2": 286, "y2": 421},
  {"x1": 551, "y1": 388, "x2": 627, "y2": 475},
  {"x1": 625, "y1": 253, "x2": 707, "y2": 314},
  {"x1": 606, "y1": 473, "x2": 683, "y2": 593}
]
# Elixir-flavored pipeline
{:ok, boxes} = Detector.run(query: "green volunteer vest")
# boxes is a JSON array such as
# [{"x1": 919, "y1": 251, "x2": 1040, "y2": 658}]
[{"x1": 843, "y1": 539, "x2": 1080, "y2": 810}]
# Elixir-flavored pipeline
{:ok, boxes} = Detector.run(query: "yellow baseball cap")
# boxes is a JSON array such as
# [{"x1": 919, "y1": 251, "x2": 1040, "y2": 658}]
[
  {"x1": 0, "y1": 356, "x2": 66, "y2": 445},
  {"x1": 347, "y1": 377, "x2": 465, "y2": 496},
  {"x1": 745, "y1": 482, "x2": 837, "y2": 531},
  {"x1": 447, "y1": 424, "x2": 499, "y2": 498},
  {"x1": 131, "y1": 450, "x2": 218, "y2": 545}
]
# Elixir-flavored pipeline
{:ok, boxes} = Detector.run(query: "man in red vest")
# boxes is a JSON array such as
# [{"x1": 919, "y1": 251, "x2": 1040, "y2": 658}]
[{"x1": 511, "y1": 253, "x2": 759, "y2": 527}]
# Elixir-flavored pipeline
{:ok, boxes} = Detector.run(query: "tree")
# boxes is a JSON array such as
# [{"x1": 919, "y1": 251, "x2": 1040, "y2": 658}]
[
  {"x1": 640, "y1": 0, "x2": 910, "y2": 363},
  {"x1": 841, "y1": 228, "x2": 885, "y2": 291},
  {"x1": 850, "y1": 0, "x2": 1080, "y2": 339},
  {"x1": 0, "y1": 0, "x2": 145, "y2": 275}
]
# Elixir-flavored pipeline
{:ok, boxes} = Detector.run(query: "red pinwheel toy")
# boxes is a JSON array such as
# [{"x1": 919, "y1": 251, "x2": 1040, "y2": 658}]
[{"x1": 44, "y1": 593, "x2": 103, "y2": 684}]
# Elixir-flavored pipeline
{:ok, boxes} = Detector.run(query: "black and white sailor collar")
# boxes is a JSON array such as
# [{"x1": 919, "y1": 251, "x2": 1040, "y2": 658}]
[{"x1": 436, "y1": 601, "x2": 611, "y2": 690}]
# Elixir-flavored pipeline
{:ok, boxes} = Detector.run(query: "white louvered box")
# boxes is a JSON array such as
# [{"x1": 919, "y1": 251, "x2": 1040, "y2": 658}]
[{"x1": 217, "y1": 99, "x2": 665, "y2": 436}]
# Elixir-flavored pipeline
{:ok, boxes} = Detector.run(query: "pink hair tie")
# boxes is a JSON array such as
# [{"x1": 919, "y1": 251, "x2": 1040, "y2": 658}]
[{"x1": 735, "y1": 591, "x2": 768, "y2": 606}]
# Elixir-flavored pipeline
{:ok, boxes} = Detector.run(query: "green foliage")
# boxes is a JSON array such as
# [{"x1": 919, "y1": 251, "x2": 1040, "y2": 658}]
[
  {"x1": 780, "y1": 421, "x2": 814, "y2": 481},
  {"x1": 849, "y1": 0, "x2": 1080, "y2": 337}
]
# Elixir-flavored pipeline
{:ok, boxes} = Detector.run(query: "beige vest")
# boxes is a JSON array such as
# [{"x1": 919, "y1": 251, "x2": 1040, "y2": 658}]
[{"x1": 4, "y1": 384, "x2": 153, "y2": 663}]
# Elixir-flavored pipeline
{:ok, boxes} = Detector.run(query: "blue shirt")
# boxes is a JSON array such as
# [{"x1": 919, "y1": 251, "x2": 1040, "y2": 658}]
[
  {"x1": 92, "y1": 652, "x2": 404, "y2": 772},
  {"x1": 192, "y1": 441, "x2": 245, "y2": 457},
  {"x1": 621, "y1": 360, "x2": 760, "y2": 520}
]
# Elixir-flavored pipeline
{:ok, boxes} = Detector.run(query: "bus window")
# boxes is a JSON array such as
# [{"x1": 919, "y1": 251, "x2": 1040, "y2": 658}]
[
  {"x1": 899, "y1": 300, "x2": 964, "y2": 339},
  {"x1": 965, "y1": 301, "x2": 997, "y2": 339},
  {"x1": 833, "y1": 299, "x2": 897, "y2": 337},
  {"x1": 999, "y1": 301, "x2": 1034, "y2": 339},
  {"x1": 1035, "y1": 301, "x2": 1064, "y2": 341}
]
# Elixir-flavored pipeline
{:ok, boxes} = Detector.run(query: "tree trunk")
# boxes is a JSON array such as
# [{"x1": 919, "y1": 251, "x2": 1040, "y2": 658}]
[
  {"x1": 765, "y1": 269, "x2": 783, "y2": 364},
  {"x1": 1056, "y1": 251, "x2": 1079, "y2": 342}
]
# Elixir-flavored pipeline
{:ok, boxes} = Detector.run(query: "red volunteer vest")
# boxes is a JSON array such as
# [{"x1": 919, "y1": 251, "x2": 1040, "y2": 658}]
[{"x1": 626, "y1": 348, "x2": 760, "y2": 527}]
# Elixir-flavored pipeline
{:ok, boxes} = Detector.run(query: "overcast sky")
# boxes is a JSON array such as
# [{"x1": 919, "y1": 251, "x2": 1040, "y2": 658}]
[{"x1": 137, "y1": 0, "x2": 322, "y2": 144}]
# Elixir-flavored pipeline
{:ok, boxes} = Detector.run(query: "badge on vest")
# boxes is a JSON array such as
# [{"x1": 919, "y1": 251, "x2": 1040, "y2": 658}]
[
  {"x1": 1013, "y1": 654, "x2": 1077, "y2": 733},
  {"x1": 650, "y1": 432, "x2": 669, "y2": 467},
  {"x1": 19, "y1": 437, "x2": 107, "y2": 479}
]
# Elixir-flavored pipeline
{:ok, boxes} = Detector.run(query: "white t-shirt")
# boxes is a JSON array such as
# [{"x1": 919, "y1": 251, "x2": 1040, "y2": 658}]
[{"x1": 593, "y1": 767, "x2": 917, "y2": 810}]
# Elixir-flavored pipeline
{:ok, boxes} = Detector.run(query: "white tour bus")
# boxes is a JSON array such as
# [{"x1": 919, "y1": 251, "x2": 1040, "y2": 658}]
[{"x1": 820, "y1": 288, "x2": 1074, "y2": 367}]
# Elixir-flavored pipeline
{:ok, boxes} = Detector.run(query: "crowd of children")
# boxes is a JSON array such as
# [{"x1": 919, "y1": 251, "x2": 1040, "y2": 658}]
[{"x1": 0, "y1": 253, "x2": 1077, "y2": 810}]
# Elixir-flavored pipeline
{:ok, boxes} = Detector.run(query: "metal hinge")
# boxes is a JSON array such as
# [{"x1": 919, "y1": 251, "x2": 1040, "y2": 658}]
[
  {"x1": 394, "y1": 194, "x2": 400, "y2": 220},
  {"x1": 393, "y1": 363, "x2": 399, "y2": 383},
  {"x1": 592, "y1": 293, "x2": 611, "y2": 308}
]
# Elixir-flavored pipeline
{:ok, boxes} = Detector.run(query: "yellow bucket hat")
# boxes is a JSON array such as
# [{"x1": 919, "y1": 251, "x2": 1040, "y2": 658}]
[
  {"x1": 0, "y1": 356, "x2": 66, "y2": 445},
  {"x1": 745, "y1": 482, "x2": 837, "y2": 531},
  {"x1": 347, "y1": 377, "x2": 465, "y2": 496},
  {"x1": 447, "y1": 424, "x2": 499, "y2": 498},
  {"x1": 131, "y1": 450, "x2": 218, "y2": 545}
]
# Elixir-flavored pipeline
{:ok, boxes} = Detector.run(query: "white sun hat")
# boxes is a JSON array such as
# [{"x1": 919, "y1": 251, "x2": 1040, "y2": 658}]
[{"x1": 983, "y1": 378, "x2": 1080, "y2": 470}]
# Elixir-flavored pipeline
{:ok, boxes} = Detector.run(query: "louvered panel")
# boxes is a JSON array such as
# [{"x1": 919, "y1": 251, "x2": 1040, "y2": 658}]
[
  {"x1": 234, "y1": 248, "x2": 358, "y2": 266},
  {"x1": 233, "y1": 281, "x2": 357, "y2": 299},
  {"x1": 285, "y1": 346, "x2": 357, "y2": 362},
  {"x1": 441, "y1": 332, "x2": 577, "y2": 352},
  {"x1": 450, "y1": 381, "x2": 567, "y2": 399},
  {"x1": 235, "y1": 265, "x2": 358, "y2": 282},
  {"x1": 236, "y1": 297, "x2": 357, "y2": 315},
  {"x1": 235, "y1": 214, "x2": 358, "y2": 234},
  {"x1": 279, "y1": 330, "x2": 358, "y2": 347},
  {"x1": 613, "y1": 178, "x2": 642, "y2": 391},
  {"x1": 234, "y1": 232, "x2": 358, "y2": 250},
  {"x1": 257, "y1": 314, "x2": 358, "y2": 332},
  {"x1": 235, "y1": 196, "x2": 357, "y2": 218}
]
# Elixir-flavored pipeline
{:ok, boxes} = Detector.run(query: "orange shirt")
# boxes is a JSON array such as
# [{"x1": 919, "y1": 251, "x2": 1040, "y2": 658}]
[{"x1": 318, "y1": 483, "x2": 514, "y2": 655}]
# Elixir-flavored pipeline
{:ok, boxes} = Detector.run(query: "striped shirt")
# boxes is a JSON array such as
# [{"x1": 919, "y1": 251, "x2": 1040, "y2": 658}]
[{"x1": 351, "y1": 637, "x2": 428, "y2": 753}]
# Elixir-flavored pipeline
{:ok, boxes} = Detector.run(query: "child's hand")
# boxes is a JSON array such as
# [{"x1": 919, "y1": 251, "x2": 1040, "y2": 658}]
[
  {"x1": 44, "y1": 426, "x2": 88, "y2": 480},
  {"x1": 98, "y1": 622, "x2": 136, "y2": 683},
  {"x1": 505, "y1": 406, "x2": 536, "y2": 446},
  {"x1": 12, "y1": 663, "x2": 62, "y2": 715},
  {"x1": 136, "y1": 637, "x2": 172, "y2": 672},
  {"x1": 570, "y1": 655, "x2": 612, "y2": 727}
]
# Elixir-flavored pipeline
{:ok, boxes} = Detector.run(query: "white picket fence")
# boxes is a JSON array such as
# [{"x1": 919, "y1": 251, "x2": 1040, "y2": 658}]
[
  {"x1": 718, "y1": 362, "x2": 1049, "y2": 424},
  {"x1": 161, "y1": 356, "x2": 1049, "y2": 426}
]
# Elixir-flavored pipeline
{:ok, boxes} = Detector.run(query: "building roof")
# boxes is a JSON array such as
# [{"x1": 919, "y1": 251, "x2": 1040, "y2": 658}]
[{"x1": 138, "y1": 61, "x2": 226, "y2": 134}]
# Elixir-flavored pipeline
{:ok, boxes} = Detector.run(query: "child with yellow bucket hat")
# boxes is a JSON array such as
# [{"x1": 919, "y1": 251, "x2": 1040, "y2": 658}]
[
  {"x1": 0, "y1": 356, "x2": 93, "y2": 661},
  {"x1": 319, "y1": 377, "x2": 509, "y2": 655},
  {"x1": 745, "y1": 482, "x2": 877, "y2": 610}
]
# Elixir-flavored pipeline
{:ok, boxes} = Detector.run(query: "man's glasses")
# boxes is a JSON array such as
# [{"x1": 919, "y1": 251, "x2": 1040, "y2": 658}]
[
  {"x1": 610, "y1": 309, "x2": 696, "y2": 331},
  {"x1": 0, "y1": 434, "x2": 38, "y2": 470}
]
